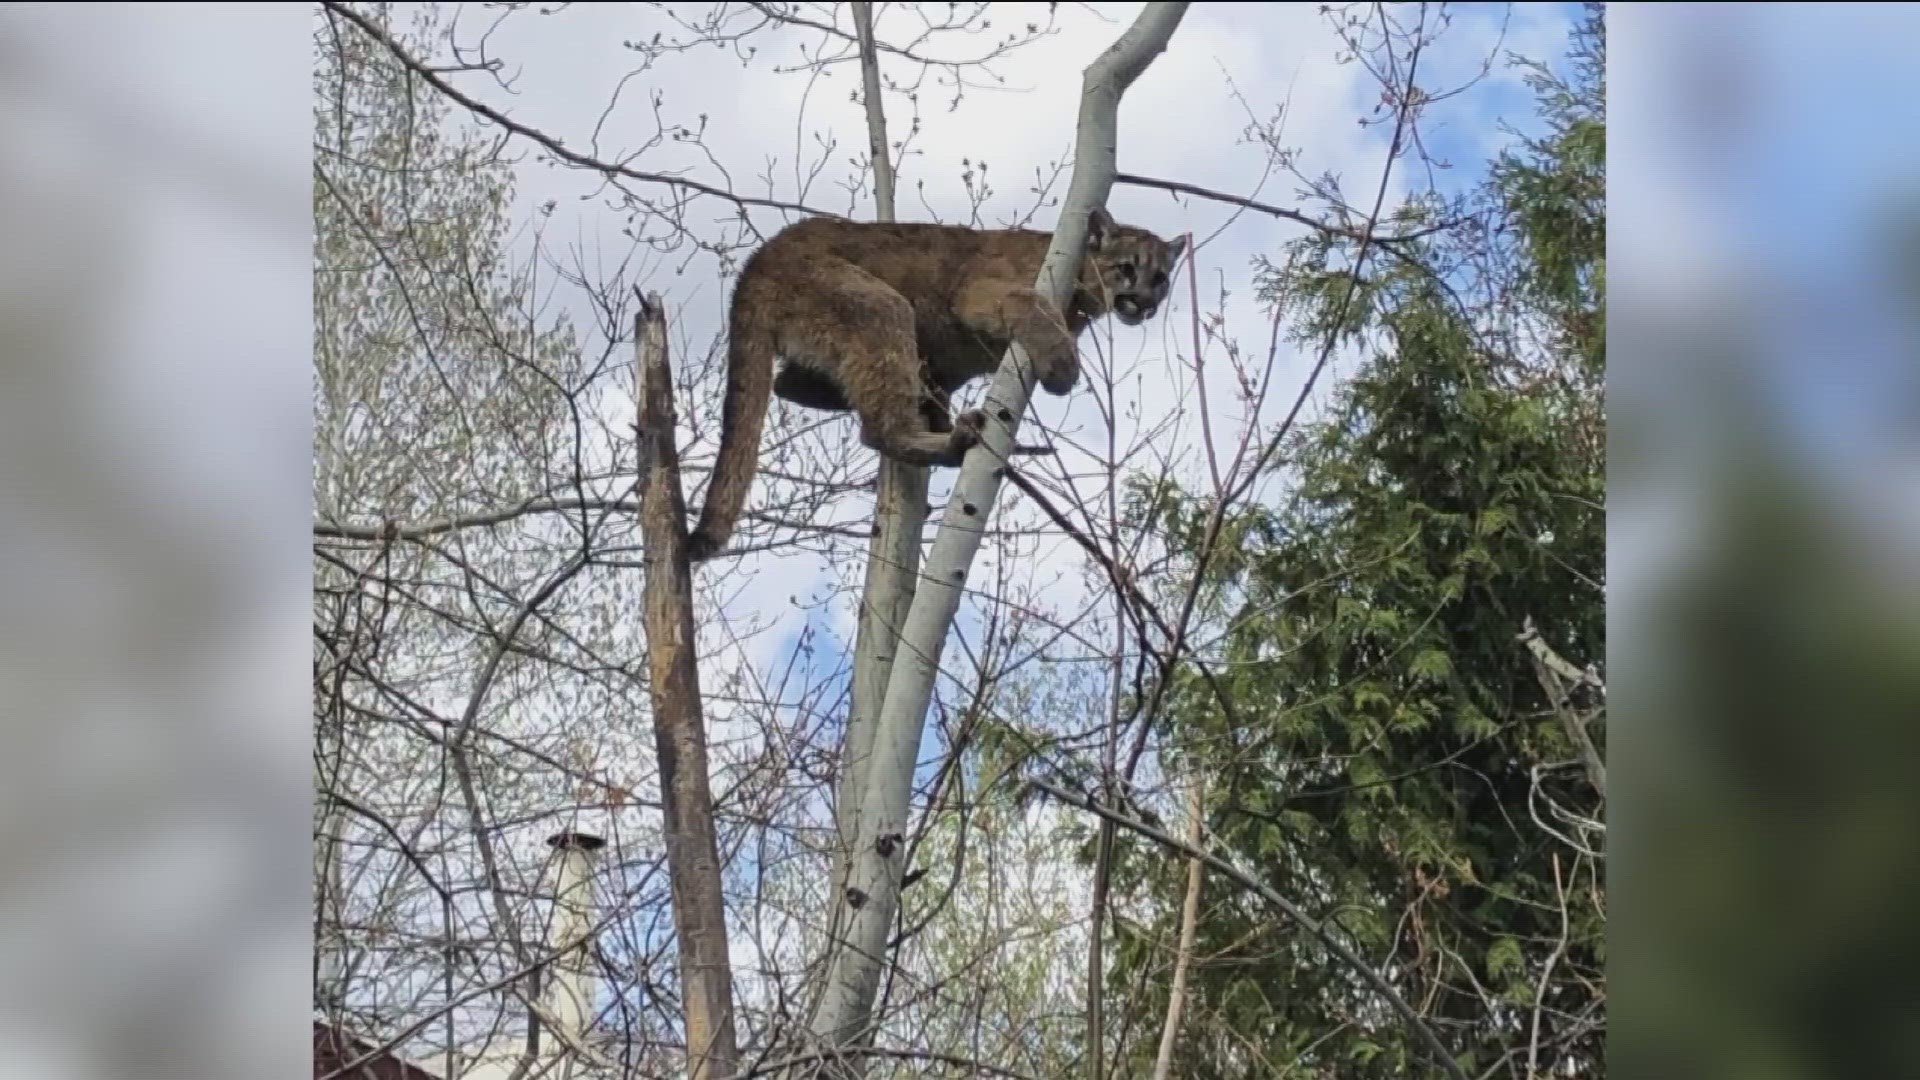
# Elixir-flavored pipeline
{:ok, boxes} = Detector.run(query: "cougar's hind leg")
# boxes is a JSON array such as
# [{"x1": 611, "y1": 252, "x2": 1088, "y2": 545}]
[
  {"x1": 777, "y1": 353, "x2": 954, "y2": 441},
  {"x1": 772, "y1": 259, "x2": 981, "y2": 468},
  {"x1": 919, "y1": 379, "x2": 955, "y2": 434},
  {"x1": 841, "y1": 340, "x2": 983, "y2": 468},
  {"x1": 772, "y1": 363, "x2": 852, "y2": 412}
]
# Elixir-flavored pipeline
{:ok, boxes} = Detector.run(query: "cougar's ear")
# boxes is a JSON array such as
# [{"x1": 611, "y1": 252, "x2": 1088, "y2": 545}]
[
  {"x1": 1166, "y1": 234, "x2": 1188, "y2": 263},
  {"x1": 1086, "y1": 206, "x2": 1115, "y2": 251}
]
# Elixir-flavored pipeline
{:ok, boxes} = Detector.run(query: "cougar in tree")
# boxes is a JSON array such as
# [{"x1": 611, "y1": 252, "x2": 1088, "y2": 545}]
[{"x1": 685, "y1": 206, "x2": 1187, "y2": 562}]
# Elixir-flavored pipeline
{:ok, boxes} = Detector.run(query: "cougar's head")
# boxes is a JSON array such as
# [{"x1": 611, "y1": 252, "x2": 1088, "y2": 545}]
[{"x1": 1082, "y1": 207, "x2": 1187, "y2": 327}]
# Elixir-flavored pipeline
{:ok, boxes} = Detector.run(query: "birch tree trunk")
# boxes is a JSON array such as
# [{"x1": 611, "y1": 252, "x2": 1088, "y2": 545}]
[
  {"x1": 635, "y1": 294, "x2": 741, "y2": 1080},
  {"x1": 808, "y1": 1, "x2": 1193, "y2": 1054},
  {"x1": 822, "y1": 0, "x2": 929, "y2": 1025}
]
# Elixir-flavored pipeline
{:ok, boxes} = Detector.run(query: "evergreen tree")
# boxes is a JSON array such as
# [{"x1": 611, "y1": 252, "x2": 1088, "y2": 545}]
[{"x1": 1111, "y1": 9, "x2": 1604, "y2": 1077}]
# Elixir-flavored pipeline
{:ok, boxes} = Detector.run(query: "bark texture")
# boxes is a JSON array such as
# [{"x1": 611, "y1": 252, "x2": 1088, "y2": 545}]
[{"x1": 636, "y1": 293, "x2": 740, "y2": 1080}]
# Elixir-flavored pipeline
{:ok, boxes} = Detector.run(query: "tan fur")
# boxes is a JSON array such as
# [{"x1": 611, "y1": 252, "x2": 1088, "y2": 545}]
[{"x1": 686, "y1": 207, "x2": 1187, "y2": 561}]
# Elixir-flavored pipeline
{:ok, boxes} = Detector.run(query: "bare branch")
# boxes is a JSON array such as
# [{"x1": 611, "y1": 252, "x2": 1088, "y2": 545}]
[
  {"x1": 322, "y1": 0, "x2": 837, "y2": 219},
  {"x1": 1118, "y1": 171, "x2": 1461, "y2": 243},
  {"x1": 1518, "y1": 614, "x2": 1606, "y2": 798},
  {"x1": 1029, "y1": 778, "x2": 1471, "y2": 1080}
]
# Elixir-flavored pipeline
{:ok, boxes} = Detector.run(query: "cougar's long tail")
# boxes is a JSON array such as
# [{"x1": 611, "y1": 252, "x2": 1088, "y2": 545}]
[{"x1": 685, "y1": 281, "x2": 775, "y2": 563}]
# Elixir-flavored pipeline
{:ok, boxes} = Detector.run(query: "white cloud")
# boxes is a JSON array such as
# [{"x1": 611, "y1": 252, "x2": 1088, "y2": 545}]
[{"x1": 409, "y1": 0, "x2": 1572, "y2": 779}]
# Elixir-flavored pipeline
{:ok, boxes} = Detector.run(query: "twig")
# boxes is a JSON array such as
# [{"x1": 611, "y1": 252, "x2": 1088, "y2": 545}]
[
  {"x1": 314, "y1": 497, "x2": 640, "y2": 541},
  {"x1": 1117, "y1": 172, "x2": 1461, "y2": 243},
  {"x1": 322, "y1": 0, "x2": 835, "y2": 219},
  {"x1": 1029, "y1": 777, "x2": 1471, "y2": 1080},
  {"x1": 727, "y1": 1045, "x2": 1044, "y2": 1080}
]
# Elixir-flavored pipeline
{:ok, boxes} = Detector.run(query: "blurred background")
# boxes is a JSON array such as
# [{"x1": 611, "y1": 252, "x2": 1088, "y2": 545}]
[
  {"x1": 1609, "y1": 6, "x2": 1920, "y2": 1079},
  {"x1": 0, "y1": 3, "x2": 1916, "y2": 1078}
]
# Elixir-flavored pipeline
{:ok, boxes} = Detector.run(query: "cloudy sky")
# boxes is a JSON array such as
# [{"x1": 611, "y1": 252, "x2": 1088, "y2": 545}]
[
  {"x1": 301, "y1": 8, "x2": 1595, "y2": 885},
  {"x1": 417, "y1": 2, "x2": 1582, "y2": 679}
]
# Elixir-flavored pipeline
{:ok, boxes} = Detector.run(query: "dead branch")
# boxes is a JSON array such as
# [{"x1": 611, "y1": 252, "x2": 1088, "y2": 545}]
[{"x1": 635, "y1": 290, "x2": 741, "y2": 1080}]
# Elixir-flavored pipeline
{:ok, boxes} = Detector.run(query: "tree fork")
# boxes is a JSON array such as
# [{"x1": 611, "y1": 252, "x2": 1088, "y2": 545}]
[
  {"x1": 808, "y1": 1, "x2": 1194, "y2": 1054},
  {"x1": 824, "y1": 2, "x2": 930, "y2": 1026}
]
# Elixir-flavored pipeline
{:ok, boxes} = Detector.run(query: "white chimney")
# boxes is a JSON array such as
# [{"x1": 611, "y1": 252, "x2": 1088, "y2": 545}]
[{"x1": 544, "y1": 831, "x2": 605, "y2": 1051}]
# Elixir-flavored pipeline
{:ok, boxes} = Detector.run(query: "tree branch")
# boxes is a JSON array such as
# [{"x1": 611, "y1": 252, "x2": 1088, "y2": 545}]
[
  {"x1": 314, "y1": 497, "x2": 639, "y2": 542},
  {"x1": 1518, "y1": 614, "x2": 1606, "y2": 798},
  {"x1": 1029, "y1": 778, "x2": 1471, "y2": 1080},
  {"x1": 321, "y1": 0, "x2": 836, "y2": 219},
  {"x1": 1117, "y1": 172, "x2": 1461, "y2": 243}
]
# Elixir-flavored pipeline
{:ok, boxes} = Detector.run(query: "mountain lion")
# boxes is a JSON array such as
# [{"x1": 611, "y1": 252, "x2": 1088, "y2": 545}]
[{"x1": 686, "y1": 207, "x2": 1186, "y2": 561}]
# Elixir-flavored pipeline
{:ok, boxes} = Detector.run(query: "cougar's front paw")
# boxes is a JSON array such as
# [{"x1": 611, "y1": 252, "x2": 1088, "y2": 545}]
[{"x1": 1036, "y1": 350, "x2": 1080, "y2": 395}]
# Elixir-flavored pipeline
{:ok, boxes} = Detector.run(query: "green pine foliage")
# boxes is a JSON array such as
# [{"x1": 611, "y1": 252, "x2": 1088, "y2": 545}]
[{"x1": 1111, "y1": 9, "x2": 1604, "y2": 1078}]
